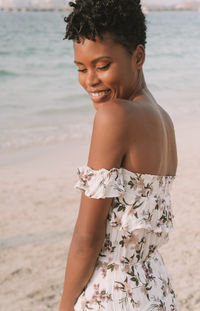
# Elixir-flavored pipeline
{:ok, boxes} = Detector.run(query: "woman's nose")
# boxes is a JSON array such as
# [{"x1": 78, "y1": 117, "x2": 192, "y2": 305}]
[{"x1": 86, "y1": 70, "x2": 101, "y2": 87}]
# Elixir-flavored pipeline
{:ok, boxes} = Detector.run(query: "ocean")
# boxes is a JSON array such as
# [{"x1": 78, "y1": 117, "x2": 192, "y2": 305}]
[{"x1": 0, "y1": 10, "x2": 200, "y2": 152}]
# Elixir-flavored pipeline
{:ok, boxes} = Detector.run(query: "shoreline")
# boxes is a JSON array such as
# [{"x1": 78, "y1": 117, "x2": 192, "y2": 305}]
[
  {"x1": 0, "y1": 137, "x2": 90, "y2": 169},
  {"x1": 0, "y1": 115, "x2": 198, "y2": 170}
]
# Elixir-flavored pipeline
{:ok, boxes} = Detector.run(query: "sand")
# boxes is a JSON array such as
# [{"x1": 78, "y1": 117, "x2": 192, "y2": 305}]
[{"x1": 0, "y1": 119, "x2": 199, "y2": 311}]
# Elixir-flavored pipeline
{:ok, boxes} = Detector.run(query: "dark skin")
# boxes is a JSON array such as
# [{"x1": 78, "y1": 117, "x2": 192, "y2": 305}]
[
  {"x1": 59, "y1": 33, "x2": 178, "y2": 311},
  {"x1": 74, "y1": 33, "x2": 145, "y2": 111}
]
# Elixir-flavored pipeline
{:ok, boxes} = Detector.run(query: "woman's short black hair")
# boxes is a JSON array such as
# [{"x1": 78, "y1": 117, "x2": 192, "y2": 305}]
[{"x1": 64, "y1": 0, "x2": 147, "y2": 54}]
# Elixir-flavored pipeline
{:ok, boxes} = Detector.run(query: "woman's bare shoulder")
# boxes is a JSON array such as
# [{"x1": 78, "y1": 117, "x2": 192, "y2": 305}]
[
  {"x1": 97, "y1": 98, "x2": 130, "y2": 113},
  {"x1": 96, "y1": 98, "x2": 138, "y2": 123},
  {"x1": 94, "y1": 99, "x2": 142, "y2": 145},
  {"x1": 88, "y1": 100, "x2": 132, "y2": 170},
  {"x1": 93, "y1": 99, "x2": 130, "y2": 138}
]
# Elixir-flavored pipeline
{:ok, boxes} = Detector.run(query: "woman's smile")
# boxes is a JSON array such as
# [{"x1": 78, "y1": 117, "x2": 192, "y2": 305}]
[{"x1": 88, "y1": 89, "x2": 112, "y2": 103}]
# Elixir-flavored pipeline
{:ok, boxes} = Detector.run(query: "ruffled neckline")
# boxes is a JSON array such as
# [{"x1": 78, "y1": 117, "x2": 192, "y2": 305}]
[
  {"x1": 75, "y1": 164, "x2": 176, "y2": 233},
  {"x1": 75, "y1": 164, "x2": 175, "y2": 200},
  {"x1": 84, "y1": 165, "x2": 176, "y2": 179}
]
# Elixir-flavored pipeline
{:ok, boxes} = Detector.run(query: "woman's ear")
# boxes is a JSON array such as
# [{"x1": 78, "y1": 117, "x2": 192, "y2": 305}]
[{"x1": 134, "y1": 44, "x2": 145, "y2": 69}]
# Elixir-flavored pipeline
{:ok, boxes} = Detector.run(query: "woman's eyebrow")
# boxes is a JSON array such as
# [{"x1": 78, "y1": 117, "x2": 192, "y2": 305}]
[
  {"x1": 74, "y1": 56, "x2": 112, "y2": 65},
  {"x1": 74, "y1": 60, "x2": 84, "y2": 65},
  {"x1": 92, "y1": 56, "x2": 112, "y2": 63}
]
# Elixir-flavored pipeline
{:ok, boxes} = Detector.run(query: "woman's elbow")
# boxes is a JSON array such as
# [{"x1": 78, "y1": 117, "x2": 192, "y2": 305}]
[{"x1": 73, "y1": 231, "x2": 105, "y2": 251}]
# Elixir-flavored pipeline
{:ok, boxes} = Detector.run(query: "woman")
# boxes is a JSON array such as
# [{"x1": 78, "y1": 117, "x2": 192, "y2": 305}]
[{"x1": 59, "y1": 0, "x2": 178, "y2": 310}]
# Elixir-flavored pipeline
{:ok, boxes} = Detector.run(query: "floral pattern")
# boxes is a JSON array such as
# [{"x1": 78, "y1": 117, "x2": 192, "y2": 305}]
[{"x1": 74, "y1": 165, "x2": 178, "y2": 311}]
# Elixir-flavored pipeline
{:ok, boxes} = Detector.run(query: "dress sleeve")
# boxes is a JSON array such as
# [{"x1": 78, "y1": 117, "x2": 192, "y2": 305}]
[{"x1": 74, "y1": 165, "x2": 125, "y2": 199}]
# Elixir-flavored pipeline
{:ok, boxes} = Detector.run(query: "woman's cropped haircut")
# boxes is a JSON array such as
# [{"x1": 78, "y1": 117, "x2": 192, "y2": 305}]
[{"x1": 64, "y1": 0, "x2": 147, "y2": 53}]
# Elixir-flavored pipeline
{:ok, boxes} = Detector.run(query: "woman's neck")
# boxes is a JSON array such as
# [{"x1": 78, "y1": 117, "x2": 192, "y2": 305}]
[{"x1": 130, "y1": 69, "x2": 148, "y2": 101}]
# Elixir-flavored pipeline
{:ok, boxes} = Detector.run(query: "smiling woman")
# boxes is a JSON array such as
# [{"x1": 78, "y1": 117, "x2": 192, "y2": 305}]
[
  {"x1": 59, "y1": 1, "x2": 179, "y2": 311},
  {"x1": 74, "y1": 53, "x2": 114, "y2": 104},
  {"x1": 73, "y1": 35, "x2": 145, "y2": 110}
]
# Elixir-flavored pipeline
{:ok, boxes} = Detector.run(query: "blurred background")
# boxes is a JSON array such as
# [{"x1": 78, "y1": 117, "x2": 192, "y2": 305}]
[
  {"x1": 0, "y1": 0, "x2": 200, "y2": 152},
  {"x1": 0, "y1": 1, "x2": 199, "y2": 311}
]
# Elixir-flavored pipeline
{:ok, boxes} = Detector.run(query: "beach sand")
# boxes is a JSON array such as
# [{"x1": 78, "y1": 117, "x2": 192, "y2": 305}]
[{"x1": 0, "y1": 119, "x2": 199, "y2": 311}]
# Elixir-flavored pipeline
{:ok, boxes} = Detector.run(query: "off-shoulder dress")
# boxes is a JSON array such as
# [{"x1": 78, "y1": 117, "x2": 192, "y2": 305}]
[{"x1": 73, "y1": 165, "x2": 179, "y2": 311}]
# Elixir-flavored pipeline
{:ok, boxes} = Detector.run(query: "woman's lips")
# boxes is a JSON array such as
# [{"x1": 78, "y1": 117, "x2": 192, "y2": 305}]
[{"x1": 89, "y1": 89, "x2": 111, "y2": 103}]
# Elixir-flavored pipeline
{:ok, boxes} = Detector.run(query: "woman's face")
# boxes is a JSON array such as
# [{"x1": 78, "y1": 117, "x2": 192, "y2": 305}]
[{"x1": 74, "y1": 33, "x2": 144, "y2": 110}]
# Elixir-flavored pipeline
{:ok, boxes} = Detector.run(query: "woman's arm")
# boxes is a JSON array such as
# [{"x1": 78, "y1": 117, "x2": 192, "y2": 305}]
[
  {"x1": 59, "y1": 102, "x2": 128, "y2": 310},
  {"x1": 59, "y1": 195, "x2": 113, "y2": 310}
]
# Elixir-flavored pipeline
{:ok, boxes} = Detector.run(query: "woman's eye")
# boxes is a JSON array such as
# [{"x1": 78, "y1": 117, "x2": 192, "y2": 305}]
[
  {"x1": 77, "y1": 63, "x2": 111, "y2": 73},
  {"x1": 78, "y1": 68, "x2": 87, "y2": 73},
  {"x1": 97, "y1": 63, "x2": 111, "y2": 71}
]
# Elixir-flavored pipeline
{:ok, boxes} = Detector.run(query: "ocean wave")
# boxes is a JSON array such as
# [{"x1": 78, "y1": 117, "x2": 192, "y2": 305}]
[
  {"x1": 0, "y1": 70, "x2": 18, "y2": 77},
  {"x1": 0, "y1": 51, "x2": 11, "y2": 56},
  {"x1": 0, "y1": 123, "x2": 92, "y2": 152}
]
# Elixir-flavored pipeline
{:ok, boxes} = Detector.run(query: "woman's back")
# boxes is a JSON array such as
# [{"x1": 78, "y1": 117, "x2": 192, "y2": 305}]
[{"x1": 113, "y1": 90, "x2": 178, "y2": 177}]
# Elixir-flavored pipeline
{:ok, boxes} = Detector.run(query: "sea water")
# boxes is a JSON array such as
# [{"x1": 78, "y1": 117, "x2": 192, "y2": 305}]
[{"x1": 0, "y1": 11, "x2": 200, "y2": 152}]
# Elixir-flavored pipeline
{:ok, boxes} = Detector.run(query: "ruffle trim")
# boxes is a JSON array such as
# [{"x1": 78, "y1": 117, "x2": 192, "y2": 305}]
[
  {"x1": 119, "y1": 218, "x2": 174, "y2": 234},
  {"x1": 119, "y1": 203, "x2": 174, "y2": 234},
  {"x1": 74, "y1": 165, "x2": 175, "y2": 234},
  {"x1": 74, "y1": 165, "x2": 125, "y2": 199},
  {"x1": 74, "y1": 165, "x2": 175, "y2": 200}
]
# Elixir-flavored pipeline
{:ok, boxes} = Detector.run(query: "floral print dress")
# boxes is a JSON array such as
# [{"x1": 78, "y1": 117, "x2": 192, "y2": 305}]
[{"x1": 73, "y1": 165, "x2": 179, "y2": 311}]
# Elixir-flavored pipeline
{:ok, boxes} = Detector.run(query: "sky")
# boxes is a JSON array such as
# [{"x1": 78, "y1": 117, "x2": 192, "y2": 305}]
[{"x1": 1, "y1": 0, "x2": 200, "y2": 8}]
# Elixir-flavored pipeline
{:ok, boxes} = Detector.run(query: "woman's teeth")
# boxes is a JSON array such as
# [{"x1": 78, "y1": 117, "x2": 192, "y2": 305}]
[{"x1": 91, "y1": 90, "x2": 110, "y2": 97}]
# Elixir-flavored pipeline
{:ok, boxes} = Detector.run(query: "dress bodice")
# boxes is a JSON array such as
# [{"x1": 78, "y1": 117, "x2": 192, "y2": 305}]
[{"x1": 74, "y1": 165, "x2": 176, "y2": 264}]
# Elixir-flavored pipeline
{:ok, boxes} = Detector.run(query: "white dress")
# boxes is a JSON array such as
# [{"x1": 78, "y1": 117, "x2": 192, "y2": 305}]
[{"x1": 73, "y1": 165, "x2": 179, "y2": 311}]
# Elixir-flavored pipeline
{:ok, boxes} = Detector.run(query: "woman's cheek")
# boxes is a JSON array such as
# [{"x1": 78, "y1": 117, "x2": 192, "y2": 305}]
[{"x1": 99, "y1": 69, "x2": 117, "y2": 86}]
